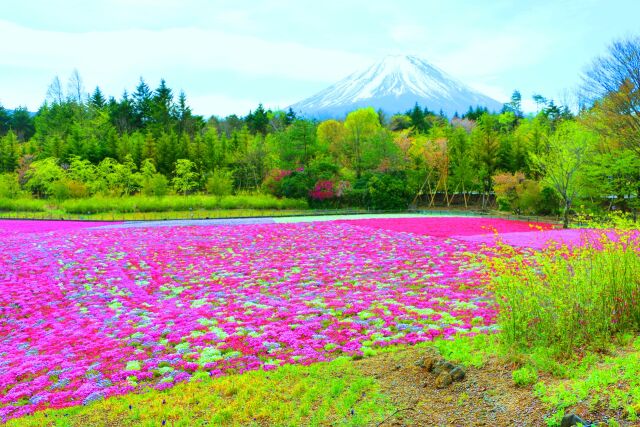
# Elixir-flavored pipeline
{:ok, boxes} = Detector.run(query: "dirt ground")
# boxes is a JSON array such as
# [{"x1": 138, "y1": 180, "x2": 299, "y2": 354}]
[{"x1": 355, "y1": 346, "x2": 552, "y2": 427}]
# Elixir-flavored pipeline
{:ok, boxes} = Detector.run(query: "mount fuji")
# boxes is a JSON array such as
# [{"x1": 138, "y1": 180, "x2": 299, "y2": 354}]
[{"x1": 289, "y1": 55, "x2": 503, "y2": 119}]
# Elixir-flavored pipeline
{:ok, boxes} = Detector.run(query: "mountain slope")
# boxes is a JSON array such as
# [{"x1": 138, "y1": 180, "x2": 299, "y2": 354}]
[{"x1": 290, "y1": 55, "x2": 503, "y2": 118}]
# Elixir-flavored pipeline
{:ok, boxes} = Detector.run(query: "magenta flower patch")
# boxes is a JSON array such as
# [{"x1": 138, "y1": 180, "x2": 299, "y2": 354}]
[{"x1": 0, "y1": 217, "x2": 551, "y2": 421}]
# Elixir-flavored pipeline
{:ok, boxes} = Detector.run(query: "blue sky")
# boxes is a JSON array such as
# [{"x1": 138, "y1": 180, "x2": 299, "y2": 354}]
[{"x1": 1, "y1": 0, "x2": 639, "y2": 116}]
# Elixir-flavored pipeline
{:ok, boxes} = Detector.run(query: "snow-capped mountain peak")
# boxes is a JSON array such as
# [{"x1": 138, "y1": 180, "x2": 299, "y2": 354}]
[{"x1": 290, "y1": 54, "x2": 502, "y2": 118}]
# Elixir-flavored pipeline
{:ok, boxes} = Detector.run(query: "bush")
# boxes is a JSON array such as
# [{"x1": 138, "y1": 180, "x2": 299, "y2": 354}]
[
  {"x1": 366, "y1": 173, "x2": 410, "y2": 210},
  {"x1": 512, "y1": 366, "x2": 538, "y2": 387},
  {"x1": 493, "y1": 231, "x2": 640, "y2": 356},
  {"x1": 0, "y1": 174, "x2": 20, "y2": 198},
  {"x1": 59, "y1": 194, "x2": 308, "y2": 214},
  {"x1": 142, "y1": 174, "x2": 169, "y2": 197},
  {"x1": 537, "y1": 186, "x2": 560, "y2": 215},
  {"x1": 277, "y1": 172, "x2": 313, "y2": 200},
  {"x1": 50, "y1": 180, "x2": 71, "y2": 200},
  {"x1": 206, "y1": 170, "x2": 233, "y2": 196},
  {"x1": 0, "y1": 198, "x2": 47, "y2": 212}
]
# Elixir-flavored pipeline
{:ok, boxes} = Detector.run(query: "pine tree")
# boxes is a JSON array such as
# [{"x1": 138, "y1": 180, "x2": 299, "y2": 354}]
[
  {"x1": 132, "y1": 78, "x2": 152, "y2": 129},
  {"x1": 89, "y1": 87, "x2": 106, "y2": 109}
]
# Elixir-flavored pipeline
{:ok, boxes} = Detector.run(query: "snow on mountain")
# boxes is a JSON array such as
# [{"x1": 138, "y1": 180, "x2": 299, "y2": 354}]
[{"x1": 290, "y1": 55, "x2": 503, "y2": 119}]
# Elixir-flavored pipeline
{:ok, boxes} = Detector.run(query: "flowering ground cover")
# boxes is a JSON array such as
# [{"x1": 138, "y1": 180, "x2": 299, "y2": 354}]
[
  {"x1": 0, "y1": 216, "x2": 554, "y2": 422},
  {"x1": 0, "y1": 220, "x2": 112, "y2": 235},
  {"x1": 334, "y1": 216, "x2": 554, "y2": 237}
]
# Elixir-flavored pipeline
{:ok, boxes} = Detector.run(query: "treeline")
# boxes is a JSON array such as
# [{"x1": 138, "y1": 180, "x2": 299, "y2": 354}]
[{"x1": 1, "y1": 36, "x2": 639, "y2": 223}]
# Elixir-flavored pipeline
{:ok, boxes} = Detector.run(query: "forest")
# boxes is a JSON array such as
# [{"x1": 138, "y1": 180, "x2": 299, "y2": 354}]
[{"x1": 0, "y1": 38, "x2": 639, "y2": 227}]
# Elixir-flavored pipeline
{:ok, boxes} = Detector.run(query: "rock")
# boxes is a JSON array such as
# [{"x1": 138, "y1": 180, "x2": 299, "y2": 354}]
[
  {"x1": 450, "y1": 366, "x2": 466, "y2": 381},
  {"x1": 432, "y1": 360, "x2": 456, "y2": 375},
  {"x1": 415, "y1": 356, "x2": 436, "y2": 371},
  {"x1": 560, "y1": 414, "x2": 589, "y2": 427},
  {"x1": 435, "y1": 372, "x2": 453, "y2": 388}
]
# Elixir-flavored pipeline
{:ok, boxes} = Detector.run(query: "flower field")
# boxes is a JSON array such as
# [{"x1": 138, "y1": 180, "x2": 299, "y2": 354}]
[{"x1": 0, "y1": 217, "x2": 562, "y2": 422}]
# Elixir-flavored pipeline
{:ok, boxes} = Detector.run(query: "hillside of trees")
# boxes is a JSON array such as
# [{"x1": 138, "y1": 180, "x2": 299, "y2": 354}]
[{"x1": 1, "y1": 37, "x2": 639, "y2": 227}]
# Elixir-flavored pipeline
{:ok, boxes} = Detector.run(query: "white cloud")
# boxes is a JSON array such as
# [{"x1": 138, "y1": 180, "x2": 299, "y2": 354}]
[
  {"x1": 188, "y1": 94, "x2": 256, "y2": 117},
  {"x1": 0, "y1": 19, "x2": 371, "y2": 112},
  {"x1": 0, "y1": 20, "x2": 369, "y2": 82}
]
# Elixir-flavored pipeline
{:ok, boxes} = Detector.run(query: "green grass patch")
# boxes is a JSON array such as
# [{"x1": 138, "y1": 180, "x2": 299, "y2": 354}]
[
  {"x1": 7, "y1": 357, "x2": 393, "y2": 427},
  {"x1": 0, "y1": 194, "x2": 308, "y2": 218},
  {"x1": 0, "y1": 197, "x2": 48, "y2": 212},
  {"x1": 532, "y1": 337, "x2": 640, "y2": 426}
]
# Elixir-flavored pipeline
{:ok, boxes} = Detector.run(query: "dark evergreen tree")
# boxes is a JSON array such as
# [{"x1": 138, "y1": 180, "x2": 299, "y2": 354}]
[
  {"x1": 10, "y1": 107, "x2": 35, "y2": 141},
  {"x1": 89, "y1": 87, "x2": 106, "y2": 110},
  {"x1": 132, "y1": 78, "x2": 153, "y2": 129},
  {"x1": 246, "y1": 104, "x2": 269, "y2": 135}
]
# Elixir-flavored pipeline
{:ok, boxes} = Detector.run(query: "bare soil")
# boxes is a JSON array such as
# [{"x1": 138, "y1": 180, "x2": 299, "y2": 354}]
[{"x1": 355, "y1": 346, "x2": 550, "y2": 427}]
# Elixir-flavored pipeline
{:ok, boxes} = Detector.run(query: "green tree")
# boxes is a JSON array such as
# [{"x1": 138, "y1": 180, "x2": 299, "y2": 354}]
[
  {"x1": 344, "y1": 107, "x2": 381, "y2": 178},
  {"x1": 531, "y1": 122, "x2": 593, "y2": 228},
  {"x1": 470, "y1": 113, "x2": 500, "y2": 208},
  {"x1": 150, "y1": 79, "x2": 175, "y2": 134},
  {"x1": 89, "y1": 87, "x2": 106, "y2": 110},
  {"x1": 582, "y1": 36, "x2": 640, "y2": 155},
  {"x1": 172, "y1": 159, "x2": 199, "y2": 195},
  {"x1": 132, "y1": 78, "x2": 153, "y2": 129},
  {"x1": 0, "y1": 104, "x2": 10, "y2": 135},
  {"x1": 0, "y1": 131, "x2": 19, "y2": 172},
  {"x1": 246, "y1": 104, "x2": 269, "y2": 135},
  {"x1": 10, "y1": 107, "x2": 35, "y2": 141},
  {"x1": 24, "y1": 157, "x2": 64, "y2": 198}
]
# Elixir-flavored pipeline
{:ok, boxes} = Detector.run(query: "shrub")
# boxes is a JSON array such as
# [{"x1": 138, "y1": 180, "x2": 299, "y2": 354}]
[
  {"x1": 277, "y1": 172, "x2": 313, "y2": 200},
  {"x1": 493, "y1": 231, "x2": 640, "y2": 356},
  {"x1": 309, "y1": 180, "x2": 335, "y2": 200},
  {"x1": 142, "y1": 174, "x2": 169, "y2": 197},
  {"x1": 538, "y1": 186, "x2": 561, "y2": 215},
  {"x1": 0, "y1": 198, "x2": 47, "y2": 212},
  {"x1": 0, "y1": 173, "x2": 20, "y2": 198},
  {"x1": 49, "y1": 180, "x2": 71, "y2": 200},
  {"x1": 206, "y1": 170, "x2": 233, "y2": 196},
  {"x1": 366, "y1": 173, "x2": 410, "y2": 210},
  {"x1": 512, "y1": 366, "x2": 538, "y2": 387},
  {"x1": 493, "y1": 172, "x2": 543, "y2": 214}
]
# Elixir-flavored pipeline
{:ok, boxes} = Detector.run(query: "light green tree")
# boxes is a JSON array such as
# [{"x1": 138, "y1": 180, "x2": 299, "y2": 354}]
[
  {"x1": 344, "y1": 107, "x2": 381, "y2": 178},
  {"x1": 24, "y1": 158, "x2": 64, "y2": 198},
  {"x1": 172, "y1": 159, "x2": 199, "y2": 195},
  {"x1": 531, "y1": 121, "x2": 593, "y2": 228}
]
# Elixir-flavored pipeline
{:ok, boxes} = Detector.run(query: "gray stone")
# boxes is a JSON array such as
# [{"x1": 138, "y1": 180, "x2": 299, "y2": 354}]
[
  {"x1": 560, "y1": 414, "x2": 590, "y2": 427},
  {"x1": 450, "y1": 366, "x2": 466, "y2": 381},
  {"x1": 435, "y1": 372, "x2": 453, "y2": 388}
]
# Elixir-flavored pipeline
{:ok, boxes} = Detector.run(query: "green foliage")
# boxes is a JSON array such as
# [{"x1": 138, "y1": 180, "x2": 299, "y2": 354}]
[
  {"x1": 205, "y1": 169, "x2": 233, "y2": 196},
  {"x1": 1, "y1": 74, "x2": 636, "y2": 216},
  {"x1": 0, "y1": 173, "x2": 21, "y2": 198},
  {"x1": 365, "y1": 173, "x2": 411, "y2": 210},
  {"x1": 432, "y1": 333, "x2": 500, "y2": 368},
  {"x1": 530, "y1": 121, "x2": 594, "y2": 227},
  {"x1": 532, "y1": 338, "x2": 640, "y2": 425},
  {"x1": 142, "y1": 174, "x2": 169, "y2": 197},
  {"x1": 494, "y1": 231, "x2": 640, "y2": 357},
  {"x1": 172, "y1": 159, "x2": 199, "y2": 195},
  {"x1": 0, "y1": 197, "x2": 47, "y2": 212},
  {"x1": 24, "y1": 157, "x2": 64, "y2": 198},
  {"x1": 278, "y1": 171, "x2": 313, "y2": 200},
  {"x1": 6, "y1": 357, "x2": 393, "y2": 427},
  {"x1": 512, "y1": 366, "x2": 538, "y2": 386},
  {"x1": 493, "y1": 172, "x2": 544, "y2": 214},
  {"x1": 58, "y1": 194, "x2": 307, "y2": 214}
]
